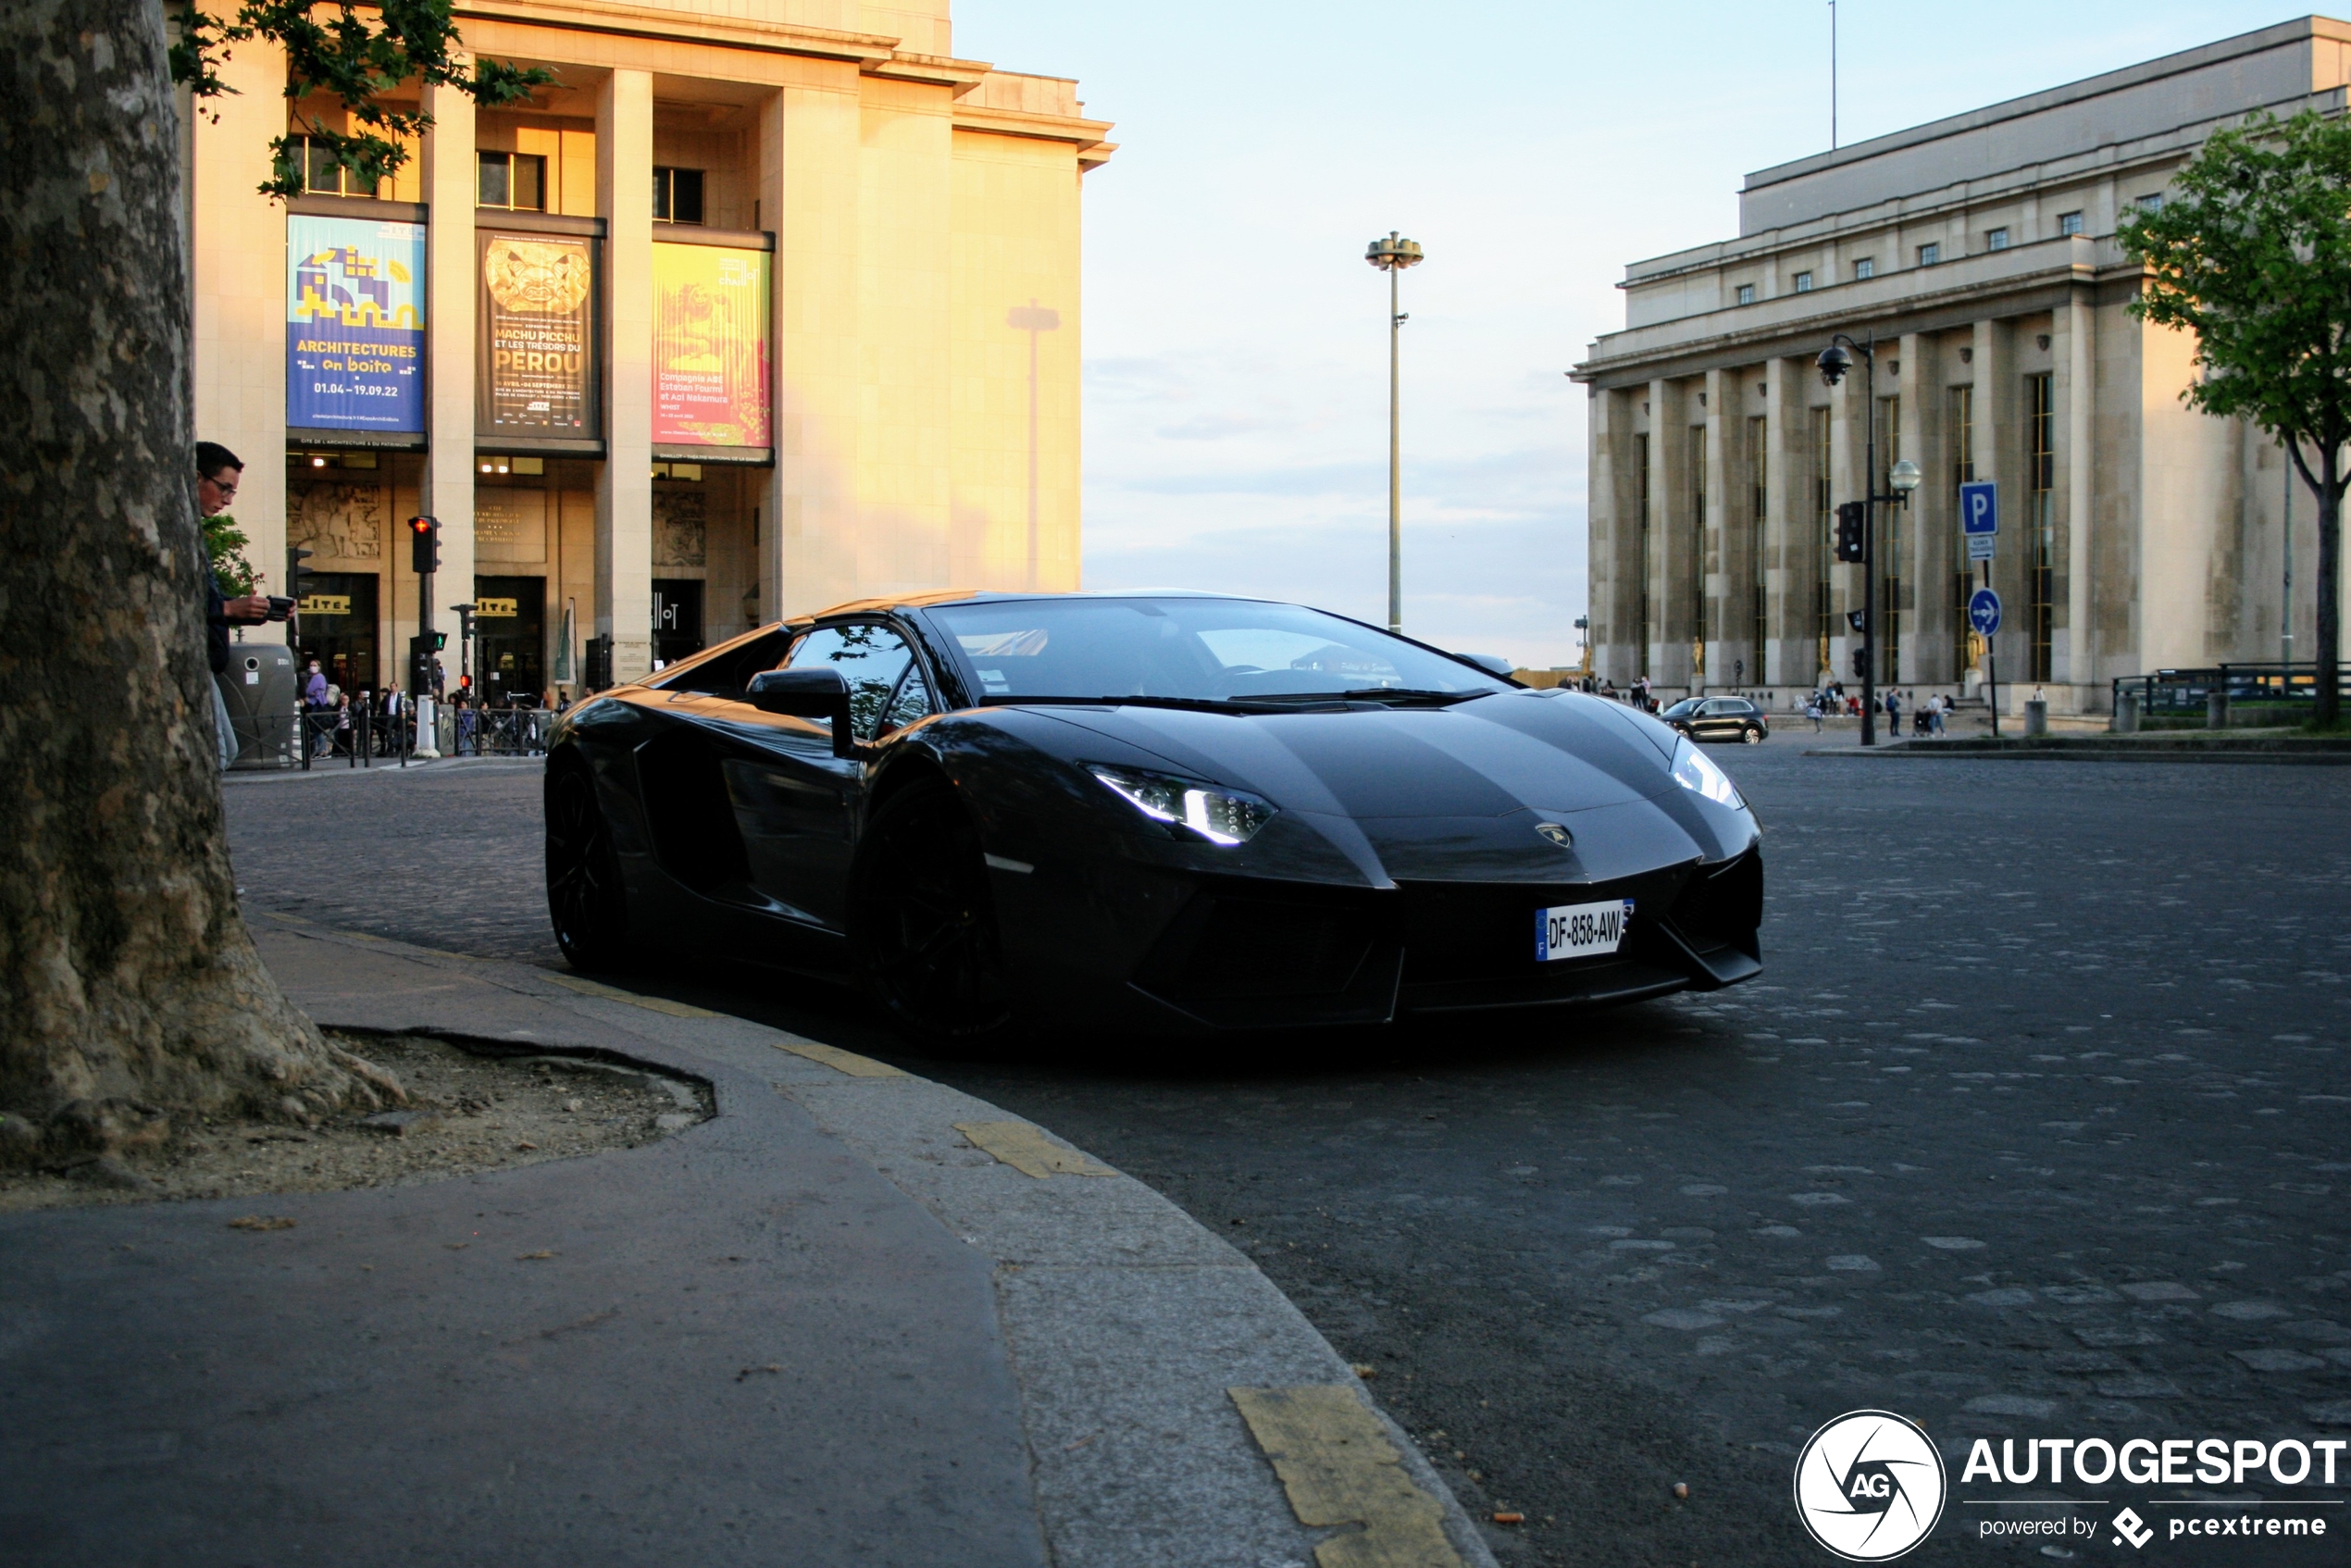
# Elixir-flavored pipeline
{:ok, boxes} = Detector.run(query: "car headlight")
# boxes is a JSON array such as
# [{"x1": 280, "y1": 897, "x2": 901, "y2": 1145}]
[
  {"x1": 1089, "y1": 765, "x2": 1276, "y2": 846},
  {"x1": 1670, "y1": 736, "x2": 1745, "y2": 809}
]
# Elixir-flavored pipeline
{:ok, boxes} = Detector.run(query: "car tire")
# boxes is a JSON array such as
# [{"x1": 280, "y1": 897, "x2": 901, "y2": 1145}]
[
  {"x1": 1743, "y1": 725, "x2": 1763, "y2": 744},
  {"x1": 545, "y1": 753, "x2": 631, "y2": 971},
  {"x1": 847, "y1": 776, "x2": 1015, "y2": 1052}
]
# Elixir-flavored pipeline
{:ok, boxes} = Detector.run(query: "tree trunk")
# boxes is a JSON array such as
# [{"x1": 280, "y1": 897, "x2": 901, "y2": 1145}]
[
  {"x1": 0, "y1": 0, "x2": 395, "y2": 1171},
  {"x1": 2319, "y1": 450, "x2": 2342, "y2": 730}
]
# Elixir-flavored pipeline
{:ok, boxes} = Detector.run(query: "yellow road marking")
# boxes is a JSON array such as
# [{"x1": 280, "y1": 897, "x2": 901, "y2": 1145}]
[
  {"x1": 773, "y1": 1040, "x2": 907, "y2": 1078},
  {"x1": 1228, "y1": 1385, "x2": 1463, "y2": 1568},
  {"x1": 540, "y1": 972, "x2": 719, "y2": 1018},
  {"x1": 954, "y1": 1120, "x2": 1116, "y2": 1178}
]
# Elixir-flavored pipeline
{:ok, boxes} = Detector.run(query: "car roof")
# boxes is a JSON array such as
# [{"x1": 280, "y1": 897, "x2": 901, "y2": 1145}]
[{"x1": 785, "y1": 588, "x2": 1275, "y2": 623}]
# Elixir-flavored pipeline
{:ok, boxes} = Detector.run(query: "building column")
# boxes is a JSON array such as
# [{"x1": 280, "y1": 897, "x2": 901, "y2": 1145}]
[
  {"x1": 1646, "y1": 377, "x2": 1671, "y2": 685},
  {"x1": 189, "y1": 33, "x2": 287, "y2": 632},
  {"x1": 1896, "y1": 332, "x2": 1933, "y2": 684},
  {"x1": 597, "y1": 68, "x2": 654, "y2": 681},
  {"x1": 2060, "y1": 283, "x2": 2096, "y2": 693},
  {"x1": 1586, "y1": 388, "x2": 1618, "y2": 681},
  {"x1": 754, "y1": 88, "x2": 788, "y2": 632},
  {"x1": 1702, "y1": 367, "x2": 1730, "y2": 691},
  {"x1": 418, "y1": 68, "x2": 476, "y2": 686},
  {"x1": 1761, "y1": 356, "x2": 1799, "y2": 690}
]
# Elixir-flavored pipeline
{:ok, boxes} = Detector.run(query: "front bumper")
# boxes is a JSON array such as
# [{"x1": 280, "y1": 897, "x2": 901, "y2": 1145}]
[{"x1": 1111, "y1": 846, "x2": 1762, "y2": 1031}]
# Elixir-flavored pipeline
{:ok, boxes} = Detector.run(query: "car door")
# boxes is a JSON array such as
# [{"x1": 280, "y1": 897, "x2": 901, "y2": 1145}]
[{"x1": 715, "y1": 619, "x2": 930, "y2": 931}]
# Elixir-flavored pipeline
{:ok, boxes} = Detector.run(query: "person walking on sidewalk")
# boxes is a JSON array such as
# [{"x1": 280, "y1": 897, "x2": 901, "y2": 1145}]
[{"x1": 197, "y1": 442, "x2": 274, "y2": 769}]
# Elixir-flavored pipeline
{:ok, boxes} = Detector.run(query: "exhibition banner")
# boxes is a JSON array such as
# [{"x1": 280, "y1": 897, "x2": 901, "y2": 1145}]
[
  {"x1": 652, "y1": 243, "x2": 770, "y2": 448},
  {"x1": 478, "y1": 231, "x2": 598, "y2": 437},
  {"x1": 287, "y1": 216, "x2": 427, "y2": 431}
]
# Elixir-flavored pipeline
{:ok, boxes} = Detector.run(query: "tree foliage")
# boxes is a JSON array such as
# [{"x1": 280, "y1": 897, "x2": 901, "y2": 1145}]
[
  {"x1": 203, "y1": 512, "x2": 260, "y2": 596},
  {"x1": 172, "y1": 0, "x2": 549, "y2": 198},
  {"x1": 2122, "y1": 109, "x2": 2351, "y2": 724}
]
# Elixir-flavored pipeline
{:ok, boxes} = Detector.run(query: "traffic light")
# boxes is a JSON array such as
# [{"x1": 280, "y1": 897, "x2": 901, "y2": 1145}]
[
  {"x1": 1834, "y1": 501, "x2": 1868, "y2": 564},
  {"x1": 1846, "y1": 607, "x2": 1868, "y2": 634},
  {"x1": 433, "y1": 631, "x2": 448, "y2": 652},
  {"x1": 408, "y1": 515, "x2": 441, "y2": 575},
  {"x1": 1850, "y1": 647, "x2": 1869, "y2": 678},
  {"x1": 407, "y1": 634, "x2": 436, "y2": 695}
]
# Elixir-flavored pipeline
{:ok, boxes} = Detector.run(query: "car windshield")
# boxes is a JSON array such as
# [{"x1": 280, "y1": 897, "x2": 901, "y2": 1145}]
[
  {"x1": 927, "y1": 597, "x2": 1512, "y2": 706},
  {"x1": 1661, "y1": 699, "x2": 1700, "y2": 718}
]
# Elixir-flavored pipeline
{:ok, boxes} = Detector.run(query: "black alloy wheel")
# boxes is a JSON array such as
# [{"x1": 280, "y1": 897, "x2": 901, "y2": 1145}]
[
  {"x1": 847, "y1": 778, "x2": 1014, "y2": 1050},
  {"x1": 545, "y1": 756, "x2": 630, "y2": 970}
]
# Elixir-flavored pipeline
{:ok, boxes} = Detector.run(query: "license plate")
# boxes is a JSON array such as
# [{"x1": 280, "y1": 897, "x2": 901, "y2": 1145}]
[{"x1": 1535, "y1": 898, "x2": 1633, "y2": 962}]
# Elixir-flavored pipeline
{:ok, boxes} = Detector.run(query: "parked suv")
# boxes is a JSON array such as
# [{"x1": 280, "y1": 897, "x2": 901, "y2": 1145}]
[{"x1": 1661, "y1": 696, "x2": 1769, "y2": 744}]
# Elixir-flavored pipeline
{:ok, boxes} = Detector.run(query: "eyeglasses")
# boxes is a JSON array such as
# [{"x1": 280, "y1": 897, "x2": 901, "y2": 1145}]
[{"x1": 202, "y1": 475, "x2": 240, "y2": 498}]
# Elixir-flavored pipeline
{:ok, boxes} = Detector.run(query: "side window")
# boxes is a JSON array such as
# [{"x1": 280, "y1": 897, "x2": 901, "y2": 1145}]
[
  {"x1": 654, "y1": 628, "x2": 790, "y2": 696},
  {"x1": 883, "y1": 661, "x2": 934, "y2": 736},
  {"x1": 785, "y1": 622, "x2": 913, "y2": 741}
]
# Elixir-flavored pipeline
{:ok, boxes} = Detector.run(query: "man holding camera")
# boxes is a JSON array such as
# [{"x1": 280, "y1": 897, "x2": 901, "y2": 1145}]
[{"x1": 197, "y1": 442, "x2": 288, "y2": 768}]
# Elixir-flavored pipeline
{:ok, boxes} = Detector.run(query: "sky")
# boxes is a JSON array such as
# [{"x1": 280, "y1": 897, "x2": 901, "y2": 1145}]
[{"x1": 951, "y1": 1, "x2": 2313, "y2": 669}]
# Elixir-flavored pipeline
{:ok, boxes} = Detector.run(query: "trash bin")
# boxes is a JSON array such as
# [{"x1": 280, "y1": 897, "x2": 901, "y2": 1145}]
[
  {"x1": 2207, "y1": 691, "x2": 2230, "y2": 730},
  {"x1": 2112, "y1": 692, "x2": 2140, "y2": 734},
  {"x1": 216, "y1": 643, "x2": 297, "y2": 767},
  {"x1": 2024, "y1": 698, "x2": 2048, "y2": 737}
]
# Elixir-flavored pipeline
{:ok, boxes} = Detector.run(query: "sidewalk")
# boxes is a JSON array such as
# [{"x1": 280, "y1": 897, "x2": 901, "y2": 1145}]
[
  {"x1": 1809, "y1": 728, "x2": 2351, "y2": 763},
  {"x1": 0, "y1": 918, "x2": 1497, "y2": 1568}
]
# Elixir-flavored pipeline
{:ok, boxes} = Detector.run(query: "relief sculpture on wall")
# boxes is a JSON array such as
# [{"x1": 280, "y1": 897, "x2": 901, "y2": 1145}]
[
  {"x1": 653, "y1": 489, "x2": 706, "y2": 567},
  {"x1": 288, "y1": 482, "x2": 386, "y2": 562}
]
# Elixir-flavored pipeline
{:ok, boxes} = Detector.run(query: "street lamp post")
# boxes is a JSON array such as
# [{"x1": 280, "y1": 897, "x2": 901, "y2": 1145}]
[
  {"x1": 1366, "y1": 231, "x2": 1424, "y2": 632},
  {"x1": 1815, "y1": 335, "x2": 1921, "y2": 746}
]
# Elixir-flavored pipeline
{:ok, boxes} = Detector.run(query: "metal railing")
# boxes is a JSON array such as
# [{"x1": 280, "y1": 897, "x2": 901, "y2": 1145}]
[
  {"x1": 448, "y1": 704, "x2": 553, "y2": 757},
  {"x1": 2112, "y1": 664, "x2": 2351, "y2": 723}
]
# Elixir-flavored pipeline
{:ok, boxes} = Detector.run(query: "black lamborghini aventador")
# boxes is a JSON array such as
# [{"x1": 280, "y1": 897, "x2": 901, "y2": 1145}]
[{"x1": 543, "y1": 591, "x2": 1762, "y2": 1043}]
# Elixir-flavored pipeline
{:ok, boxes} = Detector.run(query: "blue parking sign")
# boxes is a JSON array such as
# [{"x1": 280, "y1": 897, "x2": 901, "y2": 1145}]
[{"x1": 1959, "y1": 480, "x2": 1998, "y2": 535}]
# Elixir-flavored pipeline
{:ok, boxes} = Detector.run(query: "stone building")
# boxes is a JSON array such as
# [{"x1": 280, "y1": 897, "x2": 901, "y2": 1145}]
[
  {"x1": 185, "y1": 0, "x2": 1111, "y2": 699},
  {"x1": 1571, "y1": 16, "x2": 2348, "y2": 713}
]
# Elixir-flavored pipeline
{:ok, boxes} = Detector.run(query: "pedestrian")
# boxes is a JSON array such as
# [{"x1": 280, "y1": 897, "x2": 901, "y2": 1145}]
[
  {"x1": 196, "y1": 442, "x2": 276, "y2": 769},
  {"x1": 1884, "y1": 688, "x2": 1900, "y2": 732},
  {"x1": 1933, "y1": 693, "x2": 1948, "y2": 735},
  {"x1": 1807, "y1": 695, "x2": 1823, "y2": 733}
]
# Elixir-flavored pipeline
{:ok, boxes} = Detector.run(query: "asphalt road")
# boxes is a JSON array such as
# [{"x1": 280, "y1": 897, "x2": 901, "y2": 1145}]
[{"x1": 224, "y1": 736, "x2": 2351, "y2": 1566}]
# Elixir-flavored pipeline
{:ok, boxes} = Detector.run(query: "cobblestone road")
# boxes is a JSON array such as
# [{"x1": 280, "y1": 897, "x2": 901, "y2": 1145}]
[{"x1": 224, "y1": 740, "x2": 2351, "y2": 1566}]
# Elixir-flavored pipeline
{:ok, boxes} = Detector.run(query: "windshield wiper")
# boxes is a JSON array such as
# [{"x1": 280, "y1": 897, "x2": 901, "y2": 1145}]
[{"x1": 978, "y1": 693, "x2": 1297, "y2": 715}]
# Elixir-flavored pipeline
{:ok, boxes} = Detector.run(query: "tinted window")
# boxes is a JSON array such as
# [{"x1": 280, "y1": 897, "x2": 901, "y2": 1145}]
[
  {"x1": 649, "y1": 627, "x2": 790, "y2": 696},
  {"x1": 883, "y1": 660, "x2": 934, "y2": 735},
  {"x1": 787, "y1": 622, "x2": 914, "y2": 741},
  {"x1": 1661, "y1": 699, "x2": 1701, "y2": 719},
  {"x1": 927, "y1": 597, "x2": 1511, "y2": 704}
]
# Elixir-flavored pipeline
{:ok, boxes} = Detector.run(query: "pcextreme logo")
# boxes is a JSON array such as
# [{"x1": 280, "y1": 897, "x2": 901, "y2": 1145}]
[{"x1": 1795, "y1": 1410, "x2": 1949, "y2": 1562}]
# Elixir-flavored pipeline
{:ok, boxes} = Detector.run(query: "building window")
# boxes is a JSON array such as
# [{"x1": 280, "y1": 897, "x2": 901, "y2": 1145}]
[
  {"x1": 1793, "y1": 271, "x2": 1814, "y2": 292},
  {"x1": 2027, "y1": 371, "x2": 2056, "y2": 682},
  {"x1": 1735, "y1": 283, "x2": 1756, "y2": 306},
  {"x1": 291, "y1": 135, "x2": 377, "y2": 198},
  {"x1": 1636, "y1": 432, "x2": 1652, "y2": 679},
  {"x1": 2058, "y1": 210, "x2": 2084, "y2": 236},
  {"x1": 653, "y1": 167, "x2": 706, "y2": 225},
  {"x1": 1985, "y1": 227, "x2": 2009, "y2": 251},
  {"x1": 2135, "y1": 193, "x2": 2163, "y2": 214},
  {"x1": 1916, "y1": 242, "x2": 1941, "y2": 267},
  {"x1": 1853, "y1": 256, "x2": 1874, "y2": 280},
  {"x1": 1950, "y1": 383, "x2": 1978, "y2": 675},
  {"x1": 1748, "y1": 415, "x2": 1769, "y2": 667},
  {"x1": 1690, "y1": 425, "x2": 1709, "y2": 680},
  {"x1": 1812, "y1": 405, "x2": 1833, "y2": 679},
  {"x1": 478, "y1": 151, "x2": 547, "y2": 211}
]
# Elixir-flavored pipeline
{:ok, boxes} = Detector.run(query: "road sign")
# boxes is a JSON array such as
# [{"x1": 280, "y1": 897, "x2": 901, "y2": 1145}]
[
  {"x1": 1967, "y1": 533, "x2": 1996, "y2": 562},
  {"x1": 1960, "y1": 480, "x2": 1997, "y2": 535},
  {"x1": 1968, "y1": 587, "x2": 2002, "y2": 638}
]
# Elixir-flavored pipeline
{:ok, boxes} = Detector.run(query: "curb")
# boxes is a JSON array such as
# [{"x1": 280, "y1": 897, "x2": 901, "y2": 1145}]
[
  {"x1": 1805, "y1": 742, "x2": 2351, "y2": 764},
  {"x1": 258, "y1": 919, "x2": 1499, "y2": 1568}
]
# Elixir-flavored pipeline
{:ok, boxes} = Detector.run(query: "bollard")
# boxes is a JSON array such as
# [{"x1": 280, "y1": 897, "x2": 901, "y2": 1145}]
[
  {"x1": 2113, "y1": 692, "x2": 2140, "y2": 734},
  {"x1": 2207, "y1": 691, "x2": 2229, "y2": 730},
  {"x1": 2024, "y1": 699, "x2": 2048, "y2": 737}
]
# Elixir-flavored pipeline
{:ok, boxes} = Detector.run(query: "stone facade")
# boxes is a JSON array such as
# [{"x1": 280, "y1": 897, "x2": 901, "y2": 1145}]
[
  {"x1": 184, "y1": 0, "x2": 1111, "y2": 693},
  {"x1": 1572, "y1": 17, "x2": 2351, "y2": 714}
]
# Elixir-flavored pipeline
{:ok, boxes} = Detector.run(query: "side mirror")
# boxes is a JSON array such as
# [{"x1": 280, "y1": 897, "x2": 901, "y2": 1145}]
[{"x1": 747, "y1": 666, "x2": 859, "y2": 758}]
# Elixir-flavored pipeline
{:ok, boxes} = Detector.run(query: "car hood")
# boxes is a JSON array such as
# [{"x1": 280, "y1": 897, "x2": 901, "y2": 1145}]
[{"x1": 1018, "y1": 691, "x2": 1742, "y2": 885}]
